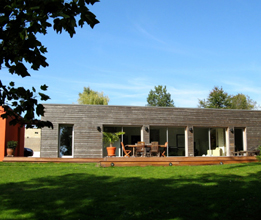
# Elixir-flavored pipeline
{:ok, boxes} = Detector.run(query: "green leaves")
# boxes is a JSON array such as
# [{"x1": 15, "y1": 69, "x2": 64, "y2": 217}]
[
  {"x1": 38, "y1": 92, "x2": 50, "y2": 101},
  {"x1": 40, "y1": 84, "x2": 48, "y2": 91},
  {"x1": 36, "y1": 104, "x2": 44, "y2": 116},
  {"x1": 0, "y1": 0, "x2": 99, "y2": 128},
  {"x1": 9, "y1": 82, "x2": 15, "y2": 87},
  {"x1": 0, "y1": 80, "x2": 52, "y2": 128},
  {"x1": 230, "y1": 93, "x2": 256, "y2": 110},
  {"x1": 78, "y1": 86, "x2": 109, "y2": 105},
  {"x1": 51, "y1": 0, "x2": 99, "y2": 37},
  {"x1": 103, "y1": 131, "x2": 125, "y2": 146},
  {"x1": 147, "y1": 85, "x2": 175, "y2": 107},
  {"x1": 198, "y1": 87, "x2": 257, "y2": 110}
]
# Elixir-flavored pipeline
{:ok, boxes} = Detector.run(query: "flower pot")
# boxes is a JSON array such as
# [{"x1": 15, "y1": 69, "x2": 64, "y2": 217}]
[
  {"x1": 106, "y1": 147, "x2": 116, "y2": 157},
  {"x1": 6, "y1": 148, "x2": 14, "y2": 157}
]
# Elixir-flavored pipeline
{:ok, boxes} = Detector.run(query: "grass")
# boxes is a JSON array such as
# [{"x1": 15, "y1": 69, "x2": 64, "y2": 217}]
[{"x1": 0, "y1": 162, "x2": 261, "y2": 220}]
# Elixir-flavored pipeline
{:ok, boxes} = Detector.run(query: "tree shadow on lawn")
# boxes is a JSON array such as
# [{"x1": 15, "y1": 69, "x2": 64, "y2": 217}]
[{"x1": 1, "y1": 169, "x2": 261, "y2": 220}]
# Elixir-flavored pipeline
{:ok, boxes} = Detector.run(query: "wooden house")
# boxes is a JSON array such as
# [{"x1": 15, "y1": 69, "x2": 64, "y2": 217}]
[{"x1": 40, "y1": 104, "x2": 261, "y2": 158}]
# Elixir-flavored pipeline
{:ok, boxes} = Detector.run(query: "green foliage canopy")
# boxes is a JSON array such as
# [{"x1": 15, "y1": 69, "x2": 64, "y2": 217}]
[
  {"x1": 147, "y1": 85, "x2": 175, "y2": 107},
  {"x1": 198, "y1": 87, "x2": 231, "y2": 109},
  {"x1": 0, "y1": 0, "x2": 99, "y2": 128},
  {"x1": 198, "y1": 86, "x2": 257, "y2": 110},
  {"x1": 230, "y1": 93, "x2": 256, "y2": 110},
  {"x1": 78, "y1": 87, "x2": 109, "y2": 105}
]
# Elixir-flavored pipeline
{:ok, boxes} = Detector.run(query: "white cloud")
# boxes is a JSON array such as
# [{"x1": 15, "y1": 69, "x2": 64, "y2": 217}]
[{"x1": 134, "y1": 23, "x2": 166, "y2": 44}]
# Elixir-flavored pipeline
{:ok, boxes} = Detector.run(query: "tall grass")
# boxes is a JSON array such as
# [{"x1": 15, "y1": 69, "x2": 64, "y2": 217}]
[{"x1": 0, "y1": 162, "x2": 261, "y2": 220}]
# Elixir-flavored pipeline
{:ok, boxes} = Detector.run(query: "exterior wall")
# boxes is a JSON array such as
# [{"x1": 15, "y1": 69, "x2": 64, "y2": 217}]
[
  {"x1": 143, "y1": 125, "x2": 150, "y2": 144},
  {"x1": 229, "y1": 127, "x2": 235, "y2": 154},
  {"x1": 187, "y1": 126, "x2": 194, "y2": 156},
  {"x1": 25, "y1": 128, "x2": 41, "y2": 157},
  {"x1": 41, "y1": 104, "x2": 261, "y2": 158},
  {"x1": 0, "y1": 108, "x2": 6, "y2": 161},
  {"x1": 0, "y1": 107, "x2": 25, "y2": 160}
]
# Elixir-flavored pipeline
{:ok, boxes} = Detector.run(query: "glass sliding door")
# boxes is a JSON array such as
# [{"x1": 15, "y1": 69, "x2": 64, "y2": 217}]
[
  {"x1": 215, "y1": 128, "x2": 226, "y2": 156},
  {"x1": 234, "y1": 128, "x2": 244, "y2": 152},
  {"x1": 150, "y1": 127, "x2": 167, "y2": 144},
  {"x1": 194, "y1": 128, "x2": 209, "y2": 156},
  {"x1": 210, "y1": 128, "x2": 227, "y2": 156},
  {"x1": 150, "y1": 126, "x2": 167, "y2": 157},
  {"x1": 123, "y1": 127, "x2": 142, "y2": 145},
  {"x1": 103, "y1": 126, "x2": 122, "y2": 157},
  {"x1": 122, "y1": 127, "x2": 142, "y2": 157},
  {"x1": 194, "y1": 127, "x2": 227, "y2": 156},
  {"x1": 59, "y1": 124, "x2": 74, "y2": 158},
  {"x1": 168, "y1": 127, "x2": 185, "y2": 156},
  {"x1": 103, "y1": 126, "x2": 142, "y2": 157},
  {"x1": 150, "y1": 126, "x2": 185, "y2": 156}
]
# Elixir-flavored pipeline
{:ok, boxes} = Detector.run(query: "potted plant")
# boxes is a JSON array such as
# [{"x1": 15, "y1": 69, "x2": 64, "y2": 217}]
[
  {"x1": 6, "y1": 140, "x2": 18, "y2": 157},
  {"x1": 103, "y1": 131, "x2": 125, "y2": 156}
]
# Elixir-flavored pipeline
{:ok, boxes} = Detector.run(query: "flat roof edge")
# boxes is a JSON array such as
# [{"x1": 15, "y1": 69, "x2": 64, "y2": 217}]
[{"x1": 41, "y1": 103, "x2": 261, "y2": 112}]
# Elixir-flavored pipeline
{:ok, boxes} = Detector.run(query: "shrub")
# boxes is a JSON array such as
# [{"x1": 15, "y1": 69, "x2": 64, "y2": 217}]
[{"x1": 7, "y1": 141, "x2": 18, "y2": 150}]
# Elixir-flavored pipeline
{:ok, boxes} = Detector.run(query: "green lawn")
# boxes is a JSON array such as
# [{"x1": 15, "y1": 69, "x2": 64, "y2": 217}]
[{"x1": 0, "y1": 162, "x2": 261, "y2": 220}]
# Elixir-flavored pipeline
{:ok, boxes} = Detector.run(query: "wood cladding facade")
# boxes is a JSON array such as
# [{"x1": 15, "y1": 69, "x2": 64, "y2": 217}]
[{"x1": 40, "y1": 104, "x2": 261, "y2": 158}]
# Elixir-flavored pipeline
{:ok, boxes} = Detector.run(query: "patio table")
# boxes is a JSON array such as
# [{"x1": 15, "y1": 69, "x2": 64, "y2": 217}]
[
  {"x1": 145, "y1": 144, "x2": 166, "y2": 148},
  {"x1": 126, "y1": 144, "x2": 151, "y2": 157},
  {"x1": 126, "y1": 144, "x2": 167, "y2": 157},
  {"x1": 246, "y1": 150, "x2": 260, "y2": 156},
  {"x1": 126, "y1": 144, "x2": 149, "y2": 157}
]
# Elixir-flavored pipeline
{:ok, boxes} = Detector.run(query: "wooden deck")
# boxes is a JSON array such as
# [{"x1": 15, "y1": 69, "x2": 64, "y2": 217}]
[
  {"x1": 2, "y1": 157, "x2": 102, "y2": 163},
  {"x1": 2, "y1": 156, "x2": 259, "y2": 167},
  {"x1": 101, "y1": 156, "x2": 259, "y2": 167}
]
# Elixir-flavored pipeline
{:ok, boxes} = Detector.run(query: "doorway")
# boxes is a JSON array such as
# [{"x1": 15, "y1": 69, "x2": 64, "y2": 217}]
[
  {"x1": 58, "y1": 124, "x2": 74, "y2": 158},
  {"x1": 103, "y1": 126, "x2": 142, "y2": 157},
  {"x1": 234, "y1": 128, "x2": 244, "y2": 151}
]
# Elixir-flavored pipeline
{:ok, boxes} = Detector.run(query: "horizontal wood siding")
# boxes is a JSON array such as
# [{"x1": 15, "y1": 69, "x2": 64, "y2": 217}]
[{"x1": 41, "y1": 104, "x2": 261, "y2": 158}]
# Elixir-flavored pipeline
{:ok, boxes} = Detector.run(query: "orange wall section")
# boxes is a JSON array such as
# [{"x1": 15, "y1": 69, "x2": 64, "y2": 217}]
[
  {"x1": 0, "y1": 107, "x2": 6, "y2": 161},
  {"x1": 0, "y1": 107, "x2": 25, "y2": 161}
]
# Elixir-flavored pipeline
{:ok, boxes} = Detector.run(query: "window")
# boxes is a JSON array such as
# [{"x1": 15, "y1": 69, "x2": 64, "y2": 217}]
[{"x1": 59, "y1": 125, "x2": 74, "y2": 158}]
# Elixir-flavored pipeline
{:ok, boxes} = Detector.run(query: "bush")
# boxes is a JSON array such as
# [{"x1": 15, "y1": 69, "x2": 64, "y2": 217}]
[{"x1": 7, "y1": 141, "x2": 18, "y2": 150}]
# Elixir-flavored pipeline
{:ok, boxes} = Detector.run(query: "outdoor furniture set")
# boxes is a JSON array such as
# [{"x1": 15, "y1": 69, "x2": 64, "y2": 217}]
[
  {"x1": 230, "y1": 150, "x2": 260, "y2": 156},
  {"x1": 123, "y1": 141, "x2": 168, "y2": 157}
]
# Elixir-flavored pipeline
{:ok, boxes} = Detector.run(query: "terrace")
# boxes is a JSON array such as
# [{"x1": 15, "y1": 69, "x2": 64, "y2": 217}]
[{"x1": 3, "y1": 155, "x2": 259, "y2": 167}]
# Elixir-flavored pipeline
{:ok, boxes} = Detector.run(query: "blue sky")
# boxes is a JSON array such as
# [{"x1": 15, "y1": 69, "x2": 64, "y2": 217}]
[{"x1": 2, "y1": 0, "x2": 261, "y2": 108}]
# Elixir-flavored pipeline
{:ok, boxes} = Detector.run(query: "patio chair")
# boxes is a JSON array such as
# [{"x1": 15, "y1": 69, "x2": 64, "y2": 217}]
[
  {"x1": 150, "y1": 142, "x2": 160, "y2": 157},
  {"x1": 138, "y1": 141, "x2": 151, "y2": 157},
  {"x1": 135, "y1": 142, "x2": 146, "y2": 157},
  {"x1": 161, "y1": 142, "x2": 168, "y2": 157},
  {"x1": 121, "y1": 142, "x2": 131, "y2": 157}
]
